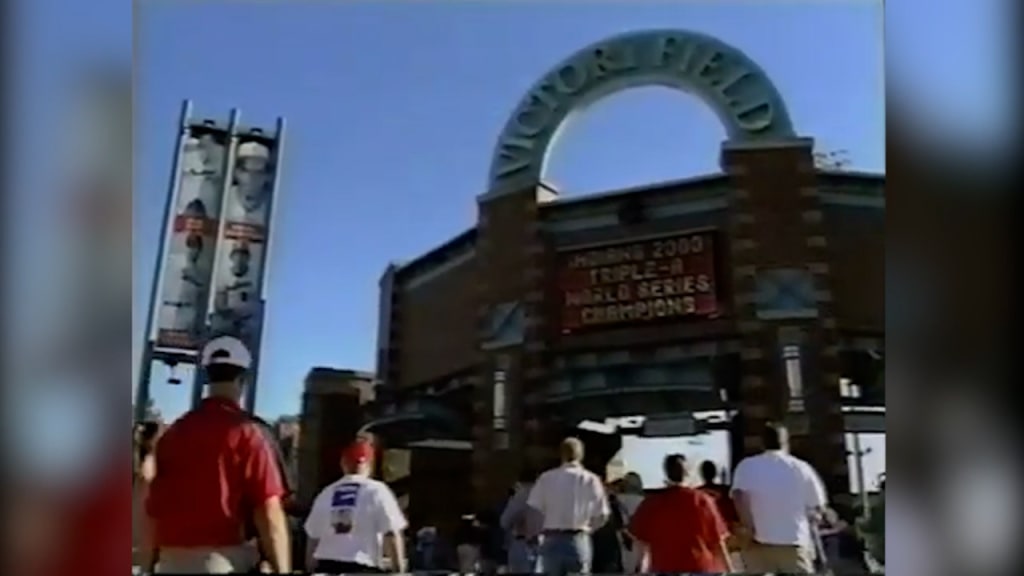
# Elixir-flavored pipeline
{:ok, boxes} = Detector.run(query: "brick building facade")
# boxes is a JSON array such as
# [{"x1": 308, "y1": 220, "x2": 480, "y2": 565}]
[{"x1": 359, "y1": 29, "x2": 884, "y2": 531}]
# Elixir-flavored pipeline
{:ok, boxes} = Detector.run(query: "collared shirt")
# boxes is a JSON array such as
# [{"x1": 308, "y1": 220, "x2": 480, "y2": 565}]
[
  {"x1": 731, "y1": 450, "x2": 827, "y2": 546},
  {"x1": 527, "y1": 463, "x2": 609, "y2": 532},
  {"x1": 146, "y1": 397, "x2": 286, "y2": 548},
  {"x1": 304, "y1": 474, "x2": 408, "y2": 567}
]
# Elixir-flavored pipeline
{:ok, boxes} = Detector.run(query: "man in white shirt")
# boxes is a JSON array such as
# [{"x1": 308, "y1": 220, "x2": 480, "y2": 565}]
[
  {"x1": 303, "y1": 438, "x2": 408, "y2": 574},
  {"x1": 731, "y1": 422, "x2": 827, "y2": 574},
  {"x1": 527, "y1": 437, "x2": 610, "y2": 576}
]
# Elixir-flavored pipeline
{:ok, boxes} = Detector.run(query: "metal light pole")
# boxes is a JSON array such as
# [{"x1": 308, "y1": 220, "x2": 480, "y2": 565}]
[
  {"x1": 134, "y1": 99, "x2": 193, "y2": 424},
  {"x1": 844, "y1": 379, "x2": 872, "y2": 517},
  {"x1": 851, "y1": 430, "x2": 872, "y2": 517}
]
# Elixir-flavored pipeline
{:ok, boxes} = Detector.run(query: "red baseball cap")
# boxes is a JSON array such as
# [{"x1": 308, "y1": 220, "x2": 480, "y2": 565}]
[{"x1": 342, "y1": 439, "x2": 375, "y2": 466}]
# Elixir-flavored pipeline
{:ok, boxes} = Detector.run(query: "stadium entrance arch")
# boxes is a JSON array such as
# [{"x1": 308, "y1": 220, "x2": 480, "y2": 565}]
[{"x1": 486, "y1": 29, "x2": 797, "y2": 199}]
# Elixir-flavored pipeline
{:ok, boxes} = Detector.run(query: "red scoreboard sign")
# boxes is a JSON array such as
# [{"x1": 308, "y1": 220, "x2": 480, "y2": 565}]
[{"x1": 557, "y1": 231, "x2": 720, "y2": 333}]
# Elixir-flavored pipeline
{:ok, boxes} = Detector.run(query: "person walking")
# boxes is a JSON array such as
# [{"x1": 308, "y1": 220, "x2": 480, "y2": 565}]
[
  {"x1": 412, "y1": 526, "x2": 440, "y2": 571},
  {"x1": 132, "y1": 421, "x2": 161, "y2": 570},
  {"x1": 589, "y1": 478, "x2": 624, "y2": 574},
  {"x1": 698, "y1": 460, "x2": 739, "y2": 526},
  {"x1": 454, "y1": 514, "x2": 484, "y2": 573},
  {"x1": 144, "y1": 337, "x2": 291, "y2": 573},
  {"x1": 500, "y1": 469, "x2": 543, "y2": 573},
  {"x1": 303, "y1": 437, "x2": 408, "y2": 574},
  {"x1": 477, "y1": 509, "x2": 504, "y2": 573},
  {"x1": 628, "y1": 454, "x2": 734, "y2": 573},
  {"x1": 697, "y1": 459, "x2": 742, "y2": 567},
  {"x1": 730, "y1": 422, "x2": 827, "y2": 574},
  {"x1": 527, "y1": 437, "x2": 610, "y2": 576},
  {"x1": 615, "y1": 472, "x2": 644, "y2": 574}
]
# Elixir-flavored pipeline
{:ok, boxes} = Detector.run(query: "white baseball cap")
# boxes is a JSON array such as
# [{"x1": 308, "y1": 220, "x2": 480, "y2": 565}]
[{"x1": 200, "y1": 336, "x2": 252, "y2": 369}]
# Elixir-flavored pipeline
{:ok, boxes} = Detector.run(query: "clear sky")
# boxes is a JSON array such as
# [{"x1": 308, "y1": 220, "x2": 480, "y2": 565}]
[
  {"x1": 129, "y1": 1, "x2": 890, "y2": 486},
  {"x1": 131, "y1": 0, "x2": 888, "y2": 487},
  {"x1": 15, "y1": 0, "x2": 1018, "y2": 498}
]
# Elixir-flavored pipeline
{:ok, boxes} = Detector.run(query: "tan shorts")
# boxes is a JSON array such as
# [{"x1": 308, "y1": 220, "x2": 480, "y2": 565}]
[
  {"x1": 742, "y1": 541, "x2": 815, "y2": 574},
  {"x1": 157, "y1": 545, "x2": 258, "y2": 574}
]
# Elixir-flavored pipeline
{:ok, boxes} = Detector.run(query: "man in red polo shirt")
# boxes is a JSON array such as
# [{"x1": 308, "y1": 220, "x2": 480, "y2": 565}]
[
  {"x1": 144, "y1": 336, "x2": 291, "y2": 573},
  {"x1": 628, "y1": 453, "x2": 734, "y2": 573}
]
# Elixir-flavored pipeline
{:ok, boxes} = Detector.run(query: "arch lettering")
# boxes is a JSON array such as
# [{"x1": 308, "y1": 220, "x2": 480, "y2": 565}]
[{"x1": 486, "y1": 29, "x2": 798, "y2": 197}]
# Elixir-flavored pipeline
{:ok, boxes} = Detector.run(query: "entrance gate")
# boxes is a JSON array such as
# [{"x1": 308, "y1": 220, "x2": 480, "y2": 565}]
[{"x1": 471, "y1": 27, "x2": 864, "y2": 507}]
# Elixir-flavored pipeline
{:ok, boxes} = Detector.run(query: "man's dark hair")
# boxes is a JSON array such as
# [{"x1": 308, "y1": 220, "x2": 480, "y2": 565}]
[
  {"x1": 699, "y1": 460, "x2": 719, "y2": 484},
  {"x1": 205, "y1": 363, "x2": 246, "y2": 384},
  {"x1": 763, "y1": 422, "x2": 789, "y2": 451},
  {"x1": 663, "y1": 453, "x2": 687, "y2": 484}
]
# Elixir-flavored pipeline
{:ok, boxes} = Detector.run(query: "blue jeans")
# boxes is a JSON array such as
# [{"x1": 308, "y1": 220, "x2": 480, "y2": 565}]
[
  {"x1": 541, "y1": 532, "x2": 591, "y2": 576},
  {"x1": 508, "y1": 538, "x2": 541, "y2": 573}
]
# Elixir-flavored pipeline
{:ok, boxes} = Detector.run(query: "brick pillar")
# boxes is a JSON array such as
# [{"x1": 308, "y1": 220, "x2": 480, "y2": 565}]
[
  {"x1": 522, "y1": 186, "x2": 560, "y2": 478},
  {"x1": 297, "y1": 384, "x2": 364, "y2": 507},
  {"x1": 471, "y1": 185, "x2": 552, "y2": 509},
  {"x1": 721, "y1": 140, "x2": 849, "y2": 498}
]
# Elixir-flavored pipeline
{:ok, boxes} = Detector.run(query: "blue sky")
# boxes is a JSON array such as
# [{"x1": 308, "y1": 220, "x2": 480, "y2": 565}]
[
  {"x1": 135, "y1": 1, "x2": 884, "y2": 420},
  {"x1": 8, "y1": 0, "x2": 902, "y2": 489},
  {"x1": 131, "y1": 1, "x2": 888, "y2": 486}
]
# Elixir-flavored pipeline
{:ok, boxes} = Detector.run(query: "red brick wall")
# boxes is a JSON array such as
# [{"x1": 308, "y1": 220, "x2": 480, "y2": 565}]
[
  {"x1": 394, "y1": 258, "x2": 479, "y2": 386},
  {"x1": 825, "y1": 208, "x2": 884, "y2": 332}
]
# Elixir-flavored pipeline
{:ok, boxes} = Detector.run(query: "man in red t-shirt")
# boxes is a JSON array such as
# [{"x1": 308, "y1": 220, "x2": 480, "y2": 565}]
[
  {"x1": 628, "y1": 454, "x2": 734, "y2": 573},
  {"x1": 145, "y1": 336, "x2": 291, "y2": 573}
]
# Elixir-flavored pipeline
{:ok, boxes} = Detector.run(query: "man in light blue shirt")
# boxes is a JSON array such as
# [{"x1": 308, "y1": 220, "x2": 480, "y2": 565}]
[{"x1": 501, "y1": 469, "x2": 543, "y2": 573}]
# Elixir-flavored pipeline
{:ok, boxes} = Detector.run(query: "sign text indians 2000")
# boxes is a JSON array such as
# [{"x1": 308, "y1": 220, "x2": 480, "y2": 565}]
[{"x1": 558, "y1": 232, "x2": 719, "y2": 331}]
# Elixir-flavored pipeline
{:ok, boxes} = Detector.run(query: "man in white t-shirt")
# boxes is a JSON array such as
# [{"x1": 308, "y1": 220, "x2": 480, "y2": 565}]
[
  {"x1": 731, "y1": 422, "x2": 827, "y2": 574},
  {"x1": 303, "y1": 438, "x2": 408, "y2": 574}
]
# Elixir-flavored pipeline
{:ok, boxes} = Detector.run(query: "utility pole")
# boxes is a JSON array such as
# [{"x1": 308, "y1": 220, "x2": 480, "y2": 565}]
[
  {"x1": 843, "y1": 377, "x2": 873, "y2": 517},
  {"x1": 850, "y1": 433, "x2": 873, "y2": 518}
]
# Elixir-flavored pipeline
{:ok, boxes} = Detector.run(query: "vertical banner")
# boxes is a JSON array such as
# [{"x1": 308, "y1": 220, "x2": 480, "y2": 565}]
[
  {"x1": 208, "y1": 132, "x2": 277, "y2": 348},
  {"x1": 153, "y1": 124, "x2": 229, "y2": 352}
]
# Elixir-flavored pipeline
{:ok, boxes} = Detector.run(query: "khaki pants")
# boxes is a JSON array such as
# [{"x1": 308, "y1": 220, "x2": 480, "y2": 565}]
[
  {"x1": 157, "y1": 545, "x2": 258, "y2": 574},
  {"x1": 742, "y1": 541, "x2": 815, "y2": 574}
]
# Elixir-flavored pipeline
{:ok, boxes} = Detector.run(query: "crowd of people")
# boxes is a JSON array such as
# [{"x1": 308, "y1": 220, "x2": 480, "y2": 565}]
[
  {"x1": 132, "y1": 335, "x2": 883, "y2": 574},
  {"x1": 431, "y1": 432, "x2": 878, "y2": 575}
]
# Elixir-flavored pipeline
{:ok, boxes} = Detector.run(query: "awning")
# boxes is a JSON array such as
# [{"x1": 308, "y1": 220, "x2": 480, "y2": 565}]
[{"x1": 360, "y1": 397, "x2": 470, "y2": 447}]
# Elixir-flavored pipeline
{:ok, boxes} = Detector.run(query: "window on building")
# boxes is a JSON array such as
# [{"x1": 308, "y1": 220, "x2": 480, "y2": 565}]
[
  {"x1": 493, "y1": 375, "x2": 506, "y2": 430},
  {"x1": 783, "y1": 345, "x2": 804, "y2": 410}
]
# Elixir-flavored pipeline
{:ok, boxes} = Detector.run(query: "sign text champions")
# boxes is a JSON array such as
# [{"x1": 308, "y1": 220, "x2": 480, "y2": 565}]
[{"x1": 557, "y1": 231, "x2": 720, "y2": 333}]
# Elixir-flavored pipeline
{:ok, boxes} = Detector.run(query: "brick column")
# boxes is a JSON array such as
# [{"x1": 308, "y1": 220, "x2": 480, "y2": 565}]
[
  {"x1": 522, "y1": 187, "x2": 560, "y2": 477},
  {"x1": 721, "y1": 140, "x2": 849, "y2": 498},
  {"x1": 471, "y1": 185, "x2": 552, "y2": 508}
]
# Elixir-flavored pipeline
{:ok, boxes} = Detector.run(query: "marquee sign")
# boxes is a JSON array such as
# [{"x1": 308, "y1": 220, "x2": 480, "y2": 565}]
[
  {"x1": 557, "y1": 231, "x2": 720, "y2": 333},
  {"x1": 486, "y1": 29, "x2": 797, "y2": 197}
]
